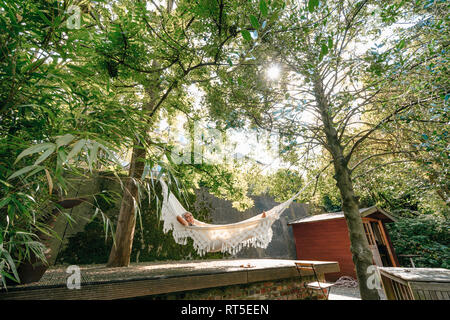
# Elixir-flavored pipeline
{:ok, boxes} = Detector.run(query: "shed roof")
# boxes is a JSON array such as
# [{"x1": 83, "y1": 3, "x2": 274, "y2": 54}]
[{"x1": 287, "y1": 206, "x2": 397, "y2": 225}]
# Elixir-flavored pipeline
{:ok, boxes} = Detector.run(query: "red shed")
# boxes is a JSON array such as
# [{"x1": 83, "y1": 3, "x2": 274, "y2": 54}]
[{"x1": 288, "y1": 206, "x2": 399, "y2": 281}]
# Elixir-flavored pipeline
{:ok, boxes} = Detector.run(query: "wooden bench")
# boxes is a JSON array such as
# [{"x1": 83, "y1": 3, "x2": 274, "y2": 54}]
[{"x1": 295, "y1": 262, "x2": 335, "y2": 299}]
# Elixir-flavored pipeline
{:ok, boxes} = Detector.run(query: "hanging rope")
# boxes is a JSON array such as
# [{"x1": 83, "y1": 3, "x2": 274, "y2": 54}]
[{"x1": 333, "y1": 276, "x2": 359, "y2": 288}]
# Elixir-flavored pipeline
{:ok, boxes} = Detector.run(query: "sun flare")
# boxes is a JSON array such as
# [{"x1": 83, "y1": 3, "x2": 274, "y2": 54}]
[{"x1": 266, "y1": 65, "x2": 281, "y2": 80}]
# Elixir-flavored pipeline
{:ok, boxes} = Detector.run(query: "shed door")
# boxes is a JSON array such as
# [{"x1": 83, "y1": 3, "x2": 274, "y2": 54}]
[{"x1": 363, "y1": 221, "x2": 383, "y2": 267}]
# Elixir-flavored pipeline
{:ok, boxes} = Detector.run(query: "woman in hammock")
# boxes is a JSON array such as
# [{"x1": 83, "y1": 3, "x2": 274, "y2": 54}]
[
  {"x1": 177, "y1": 212, "x2": 196, "y2": 226},
  {"x1": 176, "y1": 211, "x2": 267, "y2": 226}
]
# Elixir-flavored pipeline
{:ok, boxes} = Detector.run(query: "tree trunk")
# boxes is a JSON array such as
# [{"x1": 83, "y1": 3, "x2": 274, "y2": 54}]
[
  {"x1": 106, "y1": 145, "x2": 146, "y2": 267},
  {"x1": 106, "y1": 72, "x2": 160, "y2": 267},
  {"x1": 333, "y1": 160, "x2": 381, "y2": 300},
  {"x1": 313, "y1": 76, "x2": 380, "y2": 300}
]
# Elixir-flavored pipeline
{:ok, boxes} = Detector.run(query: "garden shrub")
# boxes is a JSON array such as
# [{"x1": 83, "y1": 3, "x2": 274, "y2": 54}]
[{"x1": 387, "y1": 214, "x2": 449, "y2": 269}]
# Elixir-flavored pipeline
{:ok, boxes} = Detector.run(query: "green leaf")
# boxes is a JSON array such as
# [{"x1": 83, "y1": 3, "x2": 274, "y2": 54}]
[
  {"x1": 8, "y1": 165, "x2": 43, "y2": 180},
  {"x1": 321, "y1": 43, "x2": 329, "y2": 56},
  {"x1": 97, "y1": 142, "x2": 119, "y2": 164},
  {"x1": 14, "y1": 143, "x2": 55, "y2": 165},
  {"x1": 67, "y1": 64, "x2": 89, "y2": 74},
  {"x1": 87, "y1": 142, "x2": 100, "y2": 172},
  {"x1": 5, "y1": 6, "x2": 17, "y2": 26},
  {"x1": 34, "y1": 146, "x2": 55, "y2": 165},
  {"x1": 259, "y1": 0, "x2": 268, "y2": 17},
  {"x1": 55, "y1": 134, "x2": 75, "y2": 149},
  {"x1": 58, "y1": 149, "x2": 67, "y2": 165},
  {"x1": 0, "y1": 248, "x2": 20, "y2": 283},
  {"x1": 241, "y1": 29, "x2": 252, "y2": 41},
  {"x1": 0, "y1": 180, "x2": 13, "y2": 188},
  {"x1": 37, "y1": 10, "x2": 51, "y2": 25},
  {"x1": 1, "y1": 269, "x2": 19, "y2": 286},
  {"x1": 250, "y1": 15, "x2": 260, "y2": 29},
  {"x1": 24, "y1": 166, "x2": 45, "y2": 179},
  {"x1": 66, "y1": 139, "x2": 86, "y2": 161},
  {"x1": 308, "y1": 0, "x2": 319, "y2": 13},
  {"x1": 0, "y1": 197, "x2": 11, "y2": 210},
  {"x1": 20, "y1": 58, "x2": 46, "y2": 74}
]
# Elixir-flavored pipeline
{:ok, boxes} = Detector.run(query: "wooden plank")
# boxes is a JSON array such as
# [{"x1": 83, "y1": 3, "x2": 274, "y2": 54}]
[
  {"x1": 393, "y1": 281, "x2": 404, "y2": 300},
  {"x1": 362, "y1": 222, "x2": 374, "y2": 245},
  {"x1": 378, "y1": 267, "x2": 450, "y2": 283},
  {"x1": 410, "y1": 284, "x2": 450, "y2": 301},
  {"x1": 1, "y1": 271, "x2": 249, "y2": 300},
  {"x1": 380, "y1": 275, "x2": 396, "y2": 300},
  {"x1": 416, "y1": 290, "x2": 425, "y2": 300},
  {"x1": 294, "y1": 261, "x2": 340, "y2": 275},
  {"x1": 370, "y1": 246, "x2": 383, "y2": 267},
  {"x1": 378, "y1": 269, "x2": 409, "y2": 286},
  {"x1": 393, "y1": 280, "x2": 412, "y2": 300},
  {"x1": 398, "y1": 283, "x2": 407, "y2": 299},
  {"x1": 423, "y1": 290, "x2": 432, "y2": 300},
  {"x1": 247, "y1": 267, "x2": 298, "y2": 283},
  {"x1": 439, "y1": 291, "x2": 450, "y2": 300},
  {"x1": 295, "y1": 262, "x2": 314, "y2": 269},
  {"x1": 362, "y1": 217, "x2": 379, "y2": 222},
  {"x1": 378, "y1": 220, "x2": 397, "y2": 267},
  {"x1": 399, "y1": 285, "x2": 408, "y2": 300},
  {"x1": 404, "y1": 283, "x2": 414, "y2": 300},
  {"x1": 1, "y1": 260, "x2": 341, "y2": 300},
  {"x1": 409, "y1": 281, "x2": 450, "y2": 292},
  {"x1": 380, "y1": 222, "x2": 400, "y2": 266},
  {"x1": 407, "y1": 285, "x2": 414, "y2": 300},
  {"x1": 430, "y1": 290, "x2": 438, "y2": 300}
]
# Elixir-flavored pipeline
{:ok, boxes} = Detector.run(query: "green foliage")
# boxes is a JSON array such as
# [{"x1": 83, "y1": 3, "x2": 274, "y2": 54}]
[
  {"x1": 245, "y1": 168, "x2": 303, "y2": 203},
  {"x1": 321, "y1": 194, "x2": 341, "y2": 213},
  {"x1": 387, "y1": 215, "x2": 450, "y2": 268},
  {"x1": 0, "y1": 0, "x2": 267, "y2": 284},
  {"x1": 0, "y1": 0, "x2": 145, "y2": 284}
]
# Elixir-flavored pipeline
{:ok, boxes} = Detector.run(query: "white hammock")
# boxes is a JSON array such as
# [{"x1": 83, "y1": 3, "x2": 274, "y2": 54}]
[{"x1": 160, "y1": 179, "x2": 307, "y2": 256}]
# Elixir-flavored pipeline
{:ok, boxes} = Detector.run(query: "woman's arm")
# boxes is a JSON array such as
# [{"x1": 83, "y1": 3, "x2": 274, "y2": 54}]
[{"x1": 177, "y1": 215, "x2": 189, "y2": 226}]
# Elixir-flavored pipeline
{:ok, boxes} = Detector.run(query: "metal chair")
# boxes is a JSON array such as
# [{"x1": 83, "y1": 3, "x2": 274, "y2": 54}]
[{"x1": 295, "y1": 262, "x2": 335, "y2": 299}]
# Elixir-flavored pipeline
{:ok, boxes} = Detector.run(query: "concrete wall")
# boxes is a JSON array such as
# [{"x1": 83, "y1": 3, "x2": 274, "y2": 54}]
[
  {"x1": 194, "y1": 188, "x2": 309, "y2": 259},
  {"x1": 47, "y1": 176, "x2": 106, "y2": 265}
]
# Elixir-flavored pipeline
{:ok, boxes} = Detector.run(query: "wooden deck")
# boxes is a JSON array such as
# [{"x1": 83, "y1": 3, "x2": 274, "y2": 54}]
[
  {"x1": 379, "y1": 267, "x2": 450, "y2": 300},
  {"x1": 0, "y1": 259, "x2": 339, "y2": 300}
]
